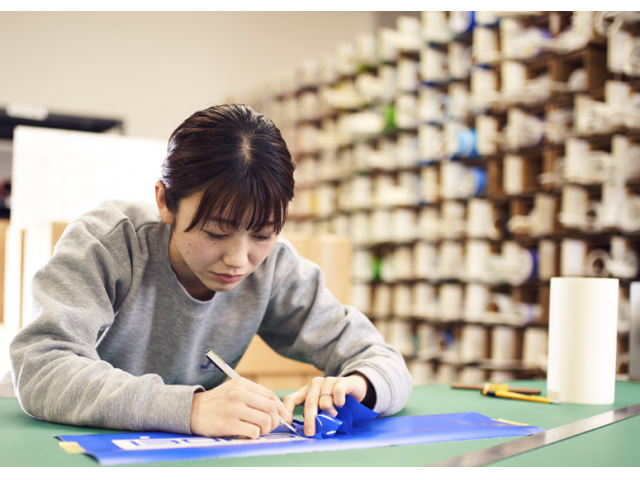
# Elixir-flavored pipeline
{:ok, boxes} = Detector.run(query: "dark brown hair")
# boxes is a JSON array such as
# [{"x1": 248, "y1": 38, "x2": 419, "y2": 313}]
[{"x1": 160, "y1": 104, "x2": 295, "y2": 233}]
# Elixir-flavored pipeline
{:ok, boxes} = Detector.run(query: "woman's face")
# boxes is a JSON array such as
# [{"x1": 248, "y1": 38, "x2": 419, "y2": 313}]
[{"x1": 157, "y1": 186, "x2": 279, "y2": 298}]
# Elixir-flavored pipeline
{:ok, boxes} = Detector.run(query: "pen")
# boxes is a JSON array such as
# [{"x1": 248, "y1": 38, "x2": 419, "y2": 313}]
[
  {"x1": 204, "y1": 349, "x2": 302, "y2": 436},
  {"x1": 481, "y1": 385, "x2": 558, "y2": 404}
]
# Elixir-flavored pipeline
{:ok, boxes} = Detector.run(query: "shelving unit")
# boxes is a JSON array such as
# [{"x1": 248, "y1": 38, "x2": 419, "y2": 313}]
[{"x1": 238, "y1": 11, "x2": 640, "y2": 385}]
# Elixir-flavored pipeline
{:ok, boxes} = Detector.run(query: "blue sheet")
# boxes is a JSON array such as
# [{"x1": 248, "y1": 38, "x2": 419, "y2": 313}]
[{"x1": 58, "y1": 404, "x2": 544, "y2": 465}]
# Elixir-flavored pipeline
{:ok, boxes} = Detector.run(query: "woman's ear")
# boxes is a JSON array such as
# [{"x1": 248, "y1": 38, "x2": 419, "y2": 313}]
[{"x1": 155, "y1": 181, "x2": 175, "y2": 225}]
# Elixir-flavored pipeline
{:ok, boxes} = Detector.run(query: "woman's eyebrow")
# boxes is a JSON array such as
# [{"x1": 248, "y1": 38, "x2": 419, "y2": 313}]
[{"x1": 204, "y1": 217, "x2": 275, "y2": 228}]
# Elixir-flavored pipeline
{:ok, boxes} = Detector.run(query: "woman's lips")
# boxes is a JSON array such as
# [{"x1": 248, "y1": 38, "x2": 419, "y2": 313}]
[{"x1": 213, "y1": 273, "x2": 243, "y2": 284}]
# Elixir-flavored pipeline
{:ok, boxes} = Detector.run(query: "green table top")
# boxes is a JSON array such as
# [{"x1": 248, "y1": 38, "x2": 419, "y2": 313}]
[{"x1": 2, "y1": 380, "x2": 639, "y2": 467}]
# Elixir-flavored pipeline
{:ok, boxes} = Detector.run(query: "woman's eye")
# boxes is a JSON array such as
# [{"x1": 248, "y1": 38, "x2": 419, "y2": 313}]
[{"x1": 206, "y1": 232, "x2": 226, "y2": 240}]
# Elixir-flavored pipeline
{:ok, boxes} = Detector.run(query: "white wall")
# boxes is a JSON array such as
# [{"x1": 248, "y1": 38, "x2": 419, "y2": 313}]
[{"x1": 0, "y1": 12, "x2": 376, "y2": 141}]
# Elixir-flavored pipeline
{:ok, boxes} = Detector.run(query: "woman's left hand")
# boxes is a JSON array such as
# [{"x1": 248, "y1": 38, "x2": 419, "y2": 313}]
[{"x1": 282, "y1": 373, "x2": 369, "y2": 437}]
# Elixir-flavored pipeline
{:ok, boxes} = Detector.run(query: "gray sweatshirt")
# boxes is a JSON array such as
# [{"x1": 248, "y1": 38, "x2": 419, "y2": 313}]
[{"x1": 10, "y1": 200, "x2": 412, "y2": 435}]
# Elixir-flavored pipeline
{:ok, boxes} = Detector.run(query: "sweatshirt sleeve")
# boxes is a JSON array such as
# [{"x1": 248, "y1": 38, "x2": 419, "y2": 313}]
[
  {"x1": 258, "y1": 242, "x2": 413, "y2": 417},
  {"x1": 9, "y1": 217, "x2": 201, "y2": 434}
]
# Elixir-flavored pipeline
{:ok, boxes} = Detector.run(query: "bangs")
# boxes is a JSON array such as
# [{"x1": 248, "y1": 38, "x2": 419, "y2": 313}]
[{"x1": 185, "y1": 170, "x2": 288, "y2": 233}]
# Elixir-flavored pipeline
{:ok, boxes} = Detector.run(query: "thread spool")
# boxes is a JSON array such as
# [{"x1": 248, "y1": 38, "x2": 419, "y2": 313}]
[
  {"x1": 351, "y1": 282, "x2": 371, "y2": 315},
  {"x1": 352, "y1": 249, "x2": 373, "y2": 282},
  {"x1": 466, "y1": 198, "x2": 500, "y2": 239},
  {"x1": 396, "y1": 133, "x2": 418, "y2": 169},
  {"x1": 608, "y1": 237, "x2": 640, "y2": 278},
  {"x1": 464, "y1": 283, "x2": 490, "y2": 322},
  {"x1": 445, "y1": 122, "x2": 478, "y2": 158},
  {"x1": 476, "y1": 114, "x2": 499, "y2": 156},
  {"x1": 522, "y1": 327, "x2": 548, "y2": 370},
  {"x1": 370, "y1": 209, "x2": 392, "y2": 243},
  {"x1": 459, "y1": 367, "x2": 485, "y2": 384},
  {"x1": 409, "y1": 360, "x2": 435, "y2": 386},
  {"x1": 619, "y1": 195, "x2": 640, "y2": 233},
  {"x1": 471, "y1": 67, "x2": 498, "y2": 110},
  {"x1": 372, "y1": 283, "x2": 392, "y2": 319},
  {"x1": 389, "y1": 318, "x2": 415, "y2": 357},
  {"x1": 439, "y1": 241, "x2": 464, "y2": 280},
  {"x1": 417, "y1": 323, "x2": 440, "y2": 358},
  {"x1": 473, "y1": 26, "x2": 500, "y2": 65},
  {"x1": 419, "y1": 167, "x2": 440, "y2": 205},
  {"x1": 559, "y1": 184, "x2": 590, "y2": 230},
  {"x1": 505, "y1": 109, "x2": 543, "y2": 149},
  {"x1": 501, "y1": 61, "x2": 527, "y2": 99},
  {"x1": 503, "y1": 154, "x2": 524, "y2": 195},
  {"x1": 560, "y1": 239, "x2": 587, "y2": 277},
  {"x1": 418, "y1": 124, "x2": 444, "y2": 161},
  {"x1": 395, "y1": 94, "x2": 418, "y2": 130},
  {"x1": 422, "y1": 11, "x2": 451, "y2": 44},
  {"x1": 448, "y1": 41, "x2": 472, "y2": 80},
  {"x1": 393, "y1": 284, "x2": 412, "y2": 317},
  {"x1": 584, "y1": 249, "x2": 611, "y2": 277},
  {"x1": 460, "y1": 324, "x2": 487, "y2": 363},
  {"x1": 466, "y1": 167, "x2": 487, "y2": 197},
  {"x1": 439, "y1": 283, "x2": 463, "y2": 321},
  {"x1": 418, "y1": 87, "x2": 446, "y2": 124},
  {"x1": 350, "y1": 212, "x2": 369, "y2": 246},
  {"x1": 397, "y1": 58, "x2": 419, "y2": 93},
  {"x1": 380, "y1": 251, "x2": 395, "y2": 283},
  {"x1": 350, "y1": 175, "x2": 372, "y2": 210},
  {"x1": 437, "y1": 363, "x2": 457, "y2": 384},
  {"x1": 418, "y1": 206, "x2": 440, "y2": 241},
  {"x1": 355, "y1": 32, "x2": 376, "y2": 68},
  {"x1": 392, "y1": 208, "x2": 418, "y2": 243},
  {"x1": 413, "y1": 282, "x2": 437, "y2": 318},
  {"x1": 489, "y1": 370, "x2": 515, "y2": 382},
  {"x1": 531, "y1": 193, "x2": 555, "y2": 237},
  {"x1": 539, "y1": 240, "x2": 558, "y2": 280},
  {"x1": 449, "y1": 11, "x2": 475, "y2": 36},
  {"x1": 413, "y1": 241, "x2": 439, "y2": 280},
  {"x1": 377, "y1": 28, "x2": 398, "y2": 64},
  {"x1": 464, "y1": 240, "x2": 492, "y2": 283},
  {"x1": 392, "y1": 246, "x2": 413, "y2": 281},
  {"x1": 441, "y1": 200, "x2": 466, "y2": 238},
  {"x1": 420, "y1": 46, "x2": 448, "y2": 84},
  {"x1": 491, "y1": 326, "x2": 517, "y2": 367},
  {"x1": 440, "y1": 161, "x2": 468, "y2": 199},
  {"x1": 448, "y1": 83, "x2": 471, "y2": 120},
  {"x1": 330, "y1": 214, "x2": 349, "y2": 237}
]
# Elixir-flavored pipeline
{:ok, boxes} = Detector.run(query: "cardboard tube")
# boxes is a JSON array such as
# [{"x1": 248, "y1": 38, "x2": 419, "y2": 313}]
[{"x1": 547, "y1": 277, "x2": 619, "y2": 404}]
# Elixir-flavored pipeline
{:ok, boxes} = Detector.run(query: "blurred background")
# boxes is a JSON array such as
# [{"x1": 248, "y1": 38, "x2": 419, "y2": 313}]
[{"x1": 2, "y1": 11, "x2": 640, "y2": 390}]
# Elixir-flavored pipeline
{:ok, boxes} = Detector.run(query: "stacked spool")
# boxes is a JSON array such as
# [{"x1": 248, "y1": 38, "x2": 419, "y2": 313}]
[{"x1": 241, "y1": 11, "x2": 640, "y2": 386}]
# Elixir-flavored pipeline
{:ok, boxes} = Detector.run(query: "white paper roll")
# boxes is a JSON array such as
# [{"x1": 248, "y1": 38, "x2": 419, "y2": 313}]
[{"x1": 547, "y1": 277, "x2": 619, "y2": 404}]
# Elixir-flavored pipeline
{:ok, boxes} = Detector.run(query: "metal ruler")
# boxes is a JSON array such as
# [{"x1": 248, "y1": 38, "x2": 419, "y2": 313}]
[{"x1": 426, "y1": 402, "x2": 640, "y2": 467}]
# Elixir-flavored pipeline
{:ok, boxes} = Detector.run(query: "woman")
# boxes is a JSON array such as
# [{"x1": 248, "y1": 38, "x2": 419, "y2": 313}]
[{"x1": 10, "y1": 104, "x2": 412, "y2": 439}]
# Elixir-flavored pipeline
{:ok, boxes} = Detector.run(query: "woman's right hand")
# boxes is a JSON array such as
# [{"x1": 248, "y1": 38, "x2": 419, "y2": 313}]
[{"x1": 189, "y1": 377, "x2": 292, "y2": 439}]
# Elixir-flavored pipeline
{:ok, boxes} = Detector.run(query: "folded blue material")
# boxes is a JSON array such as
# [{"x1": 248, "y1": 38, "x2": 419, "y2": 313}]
[
  {"x1": 57, "y1": 397, "x2": 545, "y2": 466},
  {"x1": 292, "y1": 395, "x2": 379, "y2": 438}
]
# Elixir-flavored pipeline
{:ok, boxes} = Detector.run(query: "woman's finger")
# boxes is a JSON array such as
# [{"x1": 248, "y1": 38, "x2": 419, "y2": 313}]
[
  {"x1": 303, "y1": 377, "x2": 325, "y2": 436},
  {"x1": 318, "y1": 377, "x2": 339, "y2": 417}
]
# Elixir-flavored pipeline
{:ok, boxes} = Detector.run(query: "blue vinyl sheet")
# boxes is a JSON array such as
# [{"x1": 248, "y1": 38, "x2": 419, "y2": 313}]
[{"x1": 57, "y1": 410, "x2": 544, "y2": 466}]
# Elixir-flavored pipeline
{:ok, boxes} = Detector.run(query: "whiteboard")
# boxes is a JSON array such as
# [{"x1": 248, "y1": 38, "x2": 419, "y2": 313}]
[{"x1": 11, "y1": 126, "x2": 167, "y2": 231}]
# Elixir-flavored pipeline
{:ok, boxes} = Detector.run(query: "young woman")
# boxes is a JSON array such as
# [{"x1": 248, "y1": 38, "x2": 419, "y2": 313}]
[{"x1": 10, "y1": 104, "x2": 412, "y2": 439}]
